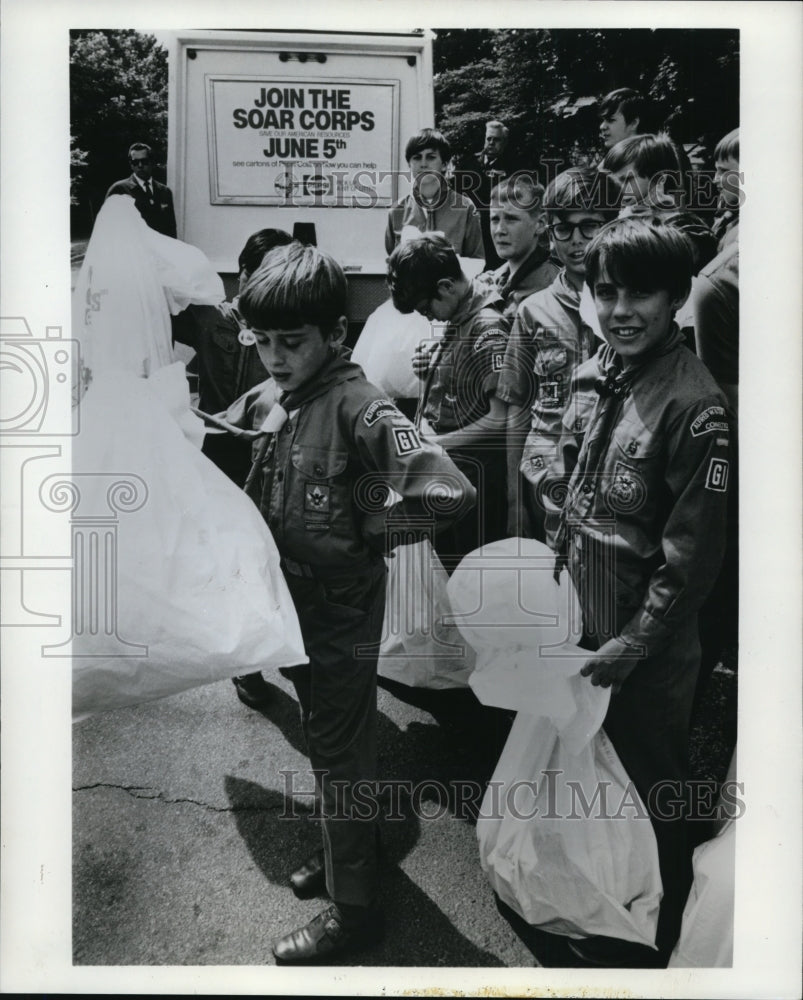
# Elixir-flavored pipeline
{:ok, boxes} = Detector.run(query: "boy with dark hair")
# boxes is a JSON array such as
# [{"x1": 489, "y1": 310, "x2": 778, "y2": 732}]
[
  {"x1": 385, "y1": 127, "x2": 483, "y2": 258},
  {"x1": 546, "y1": 216, "x2": 731, "y2": 966},
  {"x1": 495, "y1": 166, "x2": 620, "y2": 540},
  {"x1": 226, "y1": 242, "x2": 475, "y2": 963},
  {"x1": 598, "y1": 88, "x2": 648, "y2": 150},
  {"x1": 473, "y1": 175, "x2": 560, "y2": 320},
  {"x1": 173, "y1": 228, "x2": 296, "y2": 486},
  {"x1": 600, "y1": 132, "x2": 687, "y2": 213},
  {"x1": 173, "y1": 228, "x2": 296, "y2": 711},
  {"x1": 387, "y1": 232, "x2": 510, "y2": 569}
]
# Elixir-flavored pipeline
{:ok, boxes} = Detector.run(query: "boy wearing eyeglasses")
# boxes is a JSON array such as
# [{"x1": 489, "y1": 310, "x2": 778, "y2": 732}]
[{"x1": 495, "y1": 167, "x2": 620, "y2": 539}]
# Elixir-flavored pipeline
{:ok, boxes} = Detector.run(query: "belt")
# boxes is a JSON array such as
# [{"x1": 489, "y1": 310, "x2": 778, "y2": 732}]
[{"x1": 280, "y1": 556, "x2": 381, "y2": 582}]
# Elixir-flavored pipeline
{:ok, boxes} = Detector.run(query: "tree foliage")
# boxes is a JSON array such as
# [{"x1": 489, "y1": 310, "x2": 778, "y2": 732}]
[
  {"x1": 433, "y1": 28, "x2": 739, "y2": 173},
  {"x1": 70, "y1": 29, "x2": 168, "y2": 230}
]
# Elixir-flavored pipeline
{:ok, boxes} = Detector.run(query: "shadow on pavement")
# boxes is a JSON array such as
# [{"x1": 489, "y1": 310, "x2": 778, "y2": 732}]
[{"x1": 224, "y1": 775, "x2": 505, "y2": 967}]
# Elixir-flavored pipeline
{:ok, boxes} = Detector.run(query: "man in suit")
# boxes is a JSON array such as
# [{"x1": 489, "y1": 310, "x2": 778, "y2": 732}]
[
  {"x1": 465, "y1": 121, "x2": 521, "y2": 270},
  {"x1": 106, "y1": 142, "x2": 177, "y2": 238}
]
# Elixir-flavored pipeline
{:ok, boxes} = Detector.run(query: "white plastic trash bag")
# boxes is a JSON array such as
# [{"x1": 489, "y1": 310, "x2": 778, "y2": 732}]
[
  {"x1": 447, "y1": 538, "x2": 603, "y2": 751},
  {"x1": 70, "y1": 369, "x2": 306, "y2": 718},
  {"x1": 477, "y1": 711, "x2": 662, "y2": 947},
  {"x1": 146, "y1": 225, "x2": 226, "y2": 315},
  {"x1": 377, "y1": 540, "x2": 475, "y2": 689},
  {"x1": 452, "y1": 538, "x2": 662, "y2": 945},
  {"x1": 351, "y1": 298, "x2": 430, "y2": 400}
]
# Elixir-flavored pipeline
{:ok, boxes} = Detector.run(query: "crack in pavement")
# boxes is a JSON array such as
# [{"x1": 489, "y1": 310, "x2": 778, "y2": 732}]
[{"x1": 73, "y1": 782, "x2": 284, "y2": 813}]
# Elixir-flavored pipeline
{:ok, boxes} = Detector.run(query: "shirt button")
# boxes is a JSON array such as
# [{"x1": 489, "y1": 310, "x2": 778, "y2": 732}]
[
  {"x1": 285, "y1": 422, "x2": 292, "y2": 434},
  {"x1": 314, "y1": 464, "x2": 324, "y2": 476}
]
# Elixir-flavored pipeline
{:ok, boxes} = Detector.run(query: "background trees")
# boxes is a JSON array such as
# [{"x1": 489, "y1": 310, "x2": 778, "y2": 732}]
[
  {"x1": 69, "y1": 28, "x2": 739, "y2": 235},
  {"x1": 434, "y1": 28, "x2": 739, "y2": 172}
]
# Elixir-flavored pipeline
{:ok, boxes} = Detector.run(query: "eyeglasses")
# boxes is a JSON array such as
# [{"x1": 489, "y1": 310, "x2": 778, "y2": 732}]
[{"x1": 550, "y1": 221, "x2": 603, "y2": 241}]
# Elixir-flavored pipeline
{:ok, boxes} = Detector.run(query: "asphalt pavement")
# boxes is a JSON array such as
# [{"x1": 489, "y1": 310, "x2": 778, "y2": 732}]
[
  {"x1": 72, "y1": 659, "x2": 736, "y2": 972},
  {"x1": 73, "y1": 671, "x2": 538, "y2": 969}
]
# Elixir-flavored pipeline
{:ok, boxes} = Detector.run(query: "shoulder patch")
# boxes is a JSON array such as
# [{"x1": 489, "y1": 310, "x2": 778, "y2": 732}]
[
  {"x1": 363, "y1": 398, "x2": 402, "y2": 427},
  {"x1": 705, "y1": 457, "x2": 730, "y2": 492},
  {"x1": 690, "y1": 406, "x2": 729, "y2": 437},
  {"x1": 392, "y1": 425, "x2": 422, "y2": 457},
  {"x1": 473, "y1": 327, "x2": 508, "y2": 352}
]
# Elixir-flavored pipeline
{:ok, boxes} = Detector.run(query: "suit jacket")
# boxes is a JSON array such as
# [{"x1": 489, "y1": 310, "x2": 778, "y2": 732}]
[{"x1": 105, "y1": 174, "x2": 177, "y2": 238}]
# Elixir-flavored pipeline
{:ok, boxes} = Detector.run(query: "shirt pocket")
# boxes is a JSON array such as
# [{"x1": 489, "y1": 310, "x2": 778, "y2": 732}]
[
  {"x1": 605, "y1": 414, "x2": 662, "y2": 517},
  {"x1": 291, "y1": 445, "x2": 349, "y2": 531},
  {"x1": 533, "y1": 338, "x2": 572, "y2": 411}
]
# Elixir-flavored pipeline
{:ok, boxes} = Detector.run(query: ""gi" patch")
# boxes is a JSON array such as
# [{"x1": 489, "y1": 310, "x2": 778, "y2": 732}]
[
  {"x1": 305, "y1": 483, "x2": 331, "y2": 512},
  {"x1": 392, "y1": 425, "x2": 422, "y2": 456},
  {"x1": 705, "y1": 457, "x2": 729, "y2": 492}
]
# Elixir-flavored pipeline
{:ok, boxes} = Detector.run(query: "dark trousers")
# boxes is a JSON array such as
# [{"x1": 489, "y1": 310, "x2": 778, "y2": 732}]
[
  {"x1": 574, "y1": 548, "x2": 699, "y2": 959},
  {"x1": 601, "y1": 620, "x2": 700, "y2": 959},
  {"x1": 433, "y1": 446, "x2": 507, "y2": 574},
  {"x1": 282, "y1": 560, "x2": 387, "y2": 907}
]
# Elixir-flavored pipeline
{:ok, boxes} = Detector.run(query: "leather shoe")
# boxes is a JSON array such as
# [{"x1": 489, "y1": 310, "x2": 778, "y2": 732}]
[
  {"x1": 289, "y1": 848, "x2": 326, "y2": 899},
  {"x1": 566, "y1": 935, "x2": 664, "y2": 968},
  {"x1": 272, "y1": 903, "x2": 384, "y2": 964},
  {"x1": 232, "y1": 672, "x2": 272, "y2": 710}
]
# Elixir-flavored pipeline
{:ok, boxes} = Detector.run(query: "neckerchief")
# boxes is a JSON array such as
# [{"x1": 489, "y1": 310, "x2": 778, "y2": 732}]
[{"x1": 243, "y1": 348, "x2": 362, "y2": 496}]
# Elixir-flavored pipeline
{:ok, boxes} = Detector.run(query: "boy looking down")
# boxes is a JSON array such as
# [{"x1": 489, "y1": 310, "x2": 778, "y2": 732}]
[
  {"x1": 228, "y1": 242, "x2": 475, "y2": 963},
  {"x1": 388, "y1": 233, "x2": 510, "y2": 569}
]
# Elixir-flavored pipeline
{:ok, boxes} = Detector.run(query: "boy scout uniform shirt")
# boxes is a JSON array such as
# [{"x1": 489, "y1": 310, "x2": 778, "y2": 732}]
[
  {"x1": 495, "y1": 271, "x2": 597, "y2": 485},
  {"x1": 420, "y1": 286, "x2": 510, "y2": 433},
  {"x1": 172, "y1": 299, "x2": 267, "y2": 415},
  {"x1": 472, "y1": 242, "x2": 560, "y2": 322},
  {"x1": 546, "y1": 330, "x2": 731, "y2": 656},
  {"x1": 228, "y1": 355, "x2": 476, "y2": 575},
  {"x1": 384, "y1": 189, "x2": 484, "y2": 259}
]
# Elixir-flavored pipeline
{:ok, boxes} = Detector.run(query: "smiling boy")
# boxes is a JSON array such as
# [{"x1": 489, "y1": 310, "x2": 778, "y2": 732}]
[
  {"x1": 546, "y1": 216, "x2": 731, "y2": 965},
  {"x1": 224, "y1": 242, "x2": 475, "y2": 963}
]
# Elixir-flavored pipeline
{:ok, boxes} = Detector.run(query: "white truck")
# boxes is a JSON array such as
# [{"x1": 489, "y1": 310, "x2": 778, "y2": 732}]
[{"x1": 167, "y1": 29, "x2": 435, "y2": 323}]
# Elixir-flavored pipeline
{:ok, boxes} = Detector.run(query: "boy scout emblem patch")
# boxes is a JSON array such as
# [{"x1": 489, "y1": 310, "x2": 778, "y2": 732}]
[
  {"x1": 393, "y1": 425, "x2": 422, "y2": 456},
  {"x1": 607, "y1": 462, "x2": 646, "y2": 512},
  {"x1": 540, "y1": 375, "x2": 563, "y2": 408},
  {"x1": 305, "y1": 483, "x2": 331, "y2": 512},
  {"x1": 705, "y1": 457, "x2": 729, "y2": 492},
  {"x1": 363, "y1": 399, "x2": 400, "y2": 427}
]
